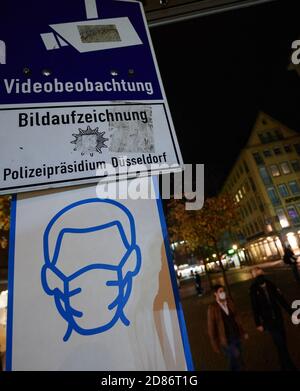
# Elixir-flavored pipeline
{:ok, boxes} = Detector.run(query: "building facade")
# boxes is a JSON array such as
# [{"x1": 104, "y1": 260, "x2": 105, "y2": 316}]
[{"x1": 222, "y1": 112, "x2": 300, "y2": 263}]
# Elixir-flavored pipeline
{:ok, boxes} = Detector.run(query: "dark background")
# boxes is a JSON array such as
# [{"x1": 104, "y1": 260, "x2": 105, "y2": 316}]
[{"x1": 151, "y1": 0, "x2": 300, "y2": 197}]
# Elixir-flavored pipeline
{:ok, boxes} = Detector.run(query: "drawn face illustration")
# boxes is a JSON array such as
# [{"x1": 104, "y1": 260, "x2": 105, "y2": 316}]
[{"x1": 41, "y1": 199, "x2": 141, "y2": 342}]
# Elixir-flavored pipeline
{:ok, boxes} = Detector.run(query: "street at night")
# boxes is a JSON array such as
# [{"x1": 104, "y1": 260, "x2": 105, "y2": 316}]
[{"x1": 180, "y1": 260, "x2": 300, "y2": 370}]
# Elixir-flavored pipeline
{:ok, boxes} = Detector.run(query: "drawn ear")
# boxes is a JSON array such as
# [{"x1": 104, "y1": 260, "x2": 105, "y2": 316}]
[
  {"x1": 122, "y1": 246, "x2": 141, "y2": 278},
  {"x1": 41, "y1": 264, "x2": 64, "y2": 295}
]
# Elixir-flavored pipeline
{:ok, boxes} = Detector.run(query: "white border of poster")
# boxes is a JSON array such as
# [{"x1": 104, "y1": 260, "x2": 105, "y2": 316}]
[{"x1": 5, "y1": 178, "x2": 193, "y2": 370}]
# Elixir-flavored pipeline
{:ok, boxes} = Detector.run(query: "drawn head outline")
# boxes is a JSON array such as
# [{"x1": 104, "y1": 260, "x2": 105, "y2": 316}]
[{"x1": 41, "y1": 198, "x2": 141, "y2": 342}]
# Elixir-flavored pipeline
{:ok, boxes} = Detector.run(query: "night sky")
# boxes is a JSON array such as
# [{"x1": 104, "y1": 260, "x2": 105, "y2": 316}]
[{"x1": 150, "y1": 0, "x2": 300, "y2": 197}]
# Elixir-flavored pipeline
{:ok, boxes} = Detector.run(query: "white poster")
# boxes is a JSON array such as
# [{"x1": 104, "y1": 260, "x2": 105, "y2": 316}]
[
  {"x1": 6, "y1": 180, "x2": 192, "y2": 370},
  {"x1": 0, "y1": 102, "x2": 181, "y2": 195}
]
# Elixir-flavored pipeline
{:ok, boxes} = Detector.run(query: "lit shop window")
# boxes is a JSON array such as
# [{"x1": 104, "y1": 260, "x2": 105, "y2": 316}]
[
  {"x1": 276, "y1": 208, "x2": 290, "y2": 228},
  {"x1": 286, "y1": 232, "x2": 299, "y2": 251}
]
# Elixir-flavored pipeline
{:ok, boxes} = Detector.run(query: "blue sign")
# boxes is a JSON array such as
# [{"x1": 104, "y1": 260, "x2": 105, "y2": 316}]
[
  {"x1": 0, "y1": 0, "x2": 162, "y2": 104},
  {"x1": 0, "y1": 0, "x2": 183, "y2": 194}
]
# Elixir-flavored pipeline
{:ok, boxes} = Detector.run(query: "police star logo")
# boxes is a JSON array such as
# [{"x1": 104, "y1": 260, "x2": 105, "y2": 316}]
[{"x1": 71, "y1": 126, "x2": 108, "y2": 156}]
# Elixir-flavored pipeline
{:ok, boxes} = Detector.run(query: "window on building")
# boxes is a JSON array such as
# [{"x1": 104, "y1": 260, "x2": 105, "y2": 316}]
[
  {"x1": 259, "y1": 166, "x2": 273, "y2": 185},
  {"x1": 246, "y1": 226, "x2": 250, "y2": 237},
  {"x1": 269, "y1": 164, "x2": 280, "y2": 177},
  {"x1": 257, "y1": 196, "x2": 264, "y2": 212},
  {"x1": 284, "y1": 145, "x2": 292, "y2": 153},
  {"x1": 266, "y1": 131, "x2": 275, "y2": 142},
  {"x1": 276, "y1": 208, "x2": 290, "y2": 228},
  {"x1": 291, "y1": 160, "x2": 300, "y2": 172},
  {"x1": 252, "y1": 197, "x2": 257, "y2": 210},
  {"x1": 253, "y1": 152, "x2": 264, "y2": 165},
  {"x1": 235, "y1": 194, "x2": 239, "y2": 203},
  {"x1": 277, "y1": 184, "x2": 289, "y2": 198},
  {"x1": 238, "y1": 189, "x2": 243, "y2": 199},
  {"x1": 258, "y1": 218, "x2": 265, "y2": 231},
  {"x1": 274, "y1": 129, "x2": 284, "y2": 140},
  {"x1": 294, "y1": 144, "x2": 300, "y2": 156},
  {"x1": 243, "y1": 160, "x2": 249, "y2": 173},
  {"x1": 239, "y1": 165, "x2": 243, "y2": 175},
  {"x1": 263, "y1": 150, "x2": 272, "y2": 157},
  {"x1": 245, "y1": 181, "x2": 250, "y2": 192},
  {"x1": 273, "y1": 147, "x2": 282, "y2": 155},
  {"x1": 267, "y1": 187, "x2": 281, "y2": 206},
  {"x1": 287, "y1": 206, "x2": 300, "y2": 225},
  {"x1": 254, "y1": 221, "x2": 259, "y2": 232},
  {"x1": 258, "y1": 133, "x2": 269, "y2": 144},
  {"x1": 249, "y1": 177, "x2": 256, "y2": 192},
  {"x1": 288, "y1": 181, "x2": 300, "y2": 195},
  {"x1": 247, "y1": 202, "x2": 253, "y2": 214},
  {"x1": 238, "y1": 231, "x2": 245, "y2": 240},
  {"x1": 280, "y1": 162, "x2": 291, "y2": 174},
  {"x1": 240, "y1": 208, "x2": 244, "y2": 218}
]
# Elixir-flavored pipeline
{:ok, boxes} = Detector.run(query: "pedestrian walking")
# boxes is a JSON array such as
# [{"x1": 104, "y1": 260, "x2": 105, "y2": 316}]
[
  {"x1": 250, "y1": 267, "x2": 296, "y2": 371},
  {"x1": 194, "y1": 272, "x2": 203, "y2": 296},
  {"x1": 283, "y1": 245, "x2": 300, "y2": 285},
  {"x1": 207, "y1": 284, "x2": 248, "y2": 371}
]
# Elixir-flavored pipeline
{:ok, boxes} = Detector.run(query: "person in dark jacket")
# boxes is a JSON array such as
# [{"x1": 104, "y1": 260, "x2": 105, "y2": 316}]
[
  {"x1": 194, "y1": 272, "x2": 203, "y2": 296},
  {"x1": 283, "y1": 245, "x2": 300, "y2": 285},
  {"x1": 208, "y1": 284, "x2": 248, "y2": 370},
  {"x1": 250, "y1": 267, "x2": 296, "y2": 371}
]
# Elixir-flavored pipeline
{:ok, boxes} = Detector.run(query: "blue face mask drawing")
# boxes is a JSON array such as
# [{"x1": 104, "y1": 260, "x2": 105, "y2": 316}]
[{"x1": 41, "y1": 198, "x2": 142, "y2": 342}]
